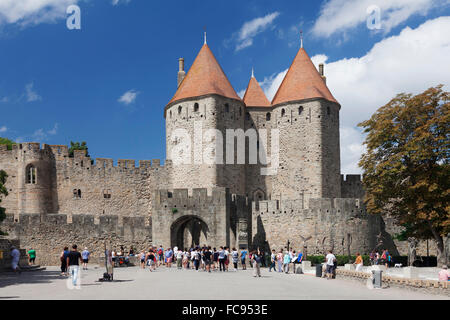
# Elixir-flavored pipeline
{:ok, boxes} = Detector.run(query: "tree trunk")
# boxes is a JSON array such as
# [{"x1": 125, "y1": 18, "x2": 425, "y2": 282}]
[{"x1": 429, "y1": 224, "x2": 447, "y2": 267}]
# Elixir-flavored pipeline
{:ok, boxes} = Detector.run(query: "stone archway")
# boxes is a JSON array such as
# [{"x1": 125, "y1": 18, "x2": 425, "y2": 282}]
[{"x1": 170, "y1": 216, "x2": 210, "y2": 249}]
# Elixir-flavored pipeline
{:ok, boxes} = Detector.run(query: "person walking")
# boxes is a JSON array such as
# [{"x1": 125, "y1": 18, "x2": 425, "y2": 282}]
[
  {"x1": 193, "y1": 248, "x2": 201, "y2": 271},
  {"x1": 81, "y1": 247, "x2": 90, "y2": 270},
  {"x1": 67, "y1": 244, "x2": 83, "y2": 286},
  {"x1": 283, "y1": 251, "x2": 291, "y2": 274},
  {"x1": 224, "y1": 247, "x2": 230, "y2": 271},
  {"x1": 231, "y1": 248, "x2": 239, "y2": 271},
  {"x1": 325, "y1": 250, "x2": 336, "y2": 280},
  {"x1": 204, "y1": 246, "x2": 212, "y2": 273},
  {"x1": 354, "y1": 252, "x2": 363, "y2": 271},
  {"x1": 269, "y1": 249, "x2": 276, "y2": 272},
  {"x1": 240, "y1": 248, "x2": 247, "y2": 270},
  {"x1": 140, "y1": 250, "x2": 146, "y2": 269},
  {"x1": 212, "y1": 248, "x2": 218, "y2": 271},
  {"x1": 60, "y1": 246, "x2": 69, "y2": 276},
  {"x1": 27, "y1": 247, "x2": 36, "y2": 266},
  {"x1": 438, "y1": 265, "x2": 449, "y2": 281},
  {"x1": 252, "y1": 250, "x2": 262, "y2": 277},
  {"x1": 276, "y1": 249, "x2": 283, "y2": 273},
  {"x1": 218, "y1": 247, "x2": 226, "y2": 272},
  {"x1": 165, "y1": 247, "x2": 173, "y2": 268},
  {"x1": 10, "y1": 246, "x2": 21, "y2": 274},
  {"x1": 176, "y1": 249, "x2": 183, "y2": 270},
  {"x1": 146, "y1": 249, "x2": 156, "y2": 271}
]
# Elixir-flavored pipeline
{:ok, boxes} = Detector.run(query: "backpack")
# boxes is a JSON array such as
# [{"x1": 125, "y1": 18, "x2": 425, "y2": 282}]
[{"x1": 158, "y1": 249, "x2": 163, "y2": 255}]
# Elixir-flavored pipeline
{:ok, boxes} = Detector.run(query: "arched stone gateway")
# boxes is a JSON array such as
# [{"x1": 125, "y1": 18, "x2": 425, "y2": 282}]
[
  {"x1": 170, "y1": 216, "x2": 209, "y2": 249},
  {"x1": 151, "y1": 188, "x2": 251, "y2": 249}
]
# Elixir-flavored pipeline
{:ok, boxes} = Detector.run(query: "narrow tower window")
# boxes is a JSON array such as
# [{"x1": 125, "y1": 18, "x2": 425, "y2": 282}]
[
  {"x1": 327, "y1": 106, "x2": 331, "y2": 115},
  {"x1": 298, "y1": 106, "x2": 303, "y2": 115},
  {"x1": 245, "y1": 112, "x2": 250, "y2": 120},
  {"x1": 281, "y1": 109, "x2": 286, "y2": 117},
  {"x1": 194, "y1": 103, "x2": 199, "y2": 112},
  {"x1": 26, "y1": 165, "x2": 36, "y2": 184},
  {"x1": 178, "y1": 106, "x2": 182, "y2": 114},
  {"x1": 225, "y1": 104, "x2": 230, "y2": 112},
  {"x1": 266, "y1": 112, "x2": 271, "y2": 121}
]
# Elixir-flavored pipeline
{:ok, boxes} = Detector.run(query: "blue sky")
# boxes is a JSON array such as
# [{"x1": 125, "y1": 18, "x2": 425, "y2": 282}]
[{"x1": 0, "y1": 0, "x2": 449, "y2": 173}]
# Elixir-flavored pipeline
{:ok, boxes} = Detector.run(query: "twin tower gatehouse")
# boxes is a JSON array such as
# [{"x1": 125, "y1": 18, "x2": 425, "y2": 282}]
[{"x1": 0, "y1": 37, "x2": 405, "y2": 265}]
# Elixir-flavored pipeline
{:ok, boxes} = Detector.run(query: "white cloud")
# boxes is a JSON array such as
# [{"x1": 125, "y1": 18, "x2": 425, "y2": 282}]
[
  {"x1": 311, "y1": 0, "x2": 446, "y2": 38},
  {"x1": 0, "y1": 0, "x2": 80, "y2": 26},
  {"x1": 0, "y1": 126, "x2": 7, "y2": 133},
  {"x1": 111, "y1": 0, "x2": 131, "y2": 6},
  {"x1": 118, "y1": 89, "x2": 139, "y2": 105},
  {"x1": 32, "y1": 128, "x2": 45, "y2": 141},
  {"x1": 28, "y1": 123, "x2": 58, "y2": 141},
  {"x1": 48, "y1": 123, "x2": 58, "y2": 135},
  {"x1": 233, "y1": 12, "x2": 280, "y2": 51},
  {"x1": 25, "y1": 82, "x2": 42, "y2": 102},
  {"x1": 258, "y1": 16, "x2": 450, "y2": 174}
]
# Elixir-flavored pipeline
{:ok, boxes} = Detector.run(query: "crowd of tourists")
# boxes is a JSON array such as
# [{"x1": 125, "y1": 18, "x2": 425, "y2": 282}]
[
  {"x1": 8, "y1": 244, "x2": 449, "y2": 284},
  {"x1": 134, "y1": 245, "x2": 313, "y2": 278}
]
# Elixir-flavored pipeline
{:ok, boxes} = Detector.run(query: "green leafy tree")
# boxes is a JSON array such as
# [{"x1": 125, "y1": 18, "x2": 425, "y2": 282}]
[
  {"x1": 0, "y1": 170, "x2": 8, "y2": 235},
  {"x1": 0, "y1": 137, "x2": 15, "y2": 150},
  {"x1": 358, "y1": 85, "x2": 450, "y2": 266},
  {"x1": 68, "y1": 141, "x2": 90, "y2": 157}
]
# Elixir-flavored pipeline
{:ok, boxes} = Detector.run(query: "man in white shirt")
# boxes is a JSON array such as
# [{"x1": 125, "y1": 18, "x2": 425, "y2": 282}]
[
  {"x1": 10, "y1": 246, "x2": 21, "y2": 274},
  {"x1": 325, "y1": 250, "x2": 336, "y2": 280}
]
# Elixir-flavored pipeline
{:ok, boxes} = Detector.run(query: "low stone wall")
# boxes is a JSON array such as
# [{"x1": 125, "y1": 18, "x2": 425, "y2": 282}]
[
  {"x1": 336, "y1": 269, "x2": 449, "y2": 297},
  {"x1": 0, "y1": 237, "x2": 28, "y2": 271},
  {"x1": 1, "y1": 213, "x2": 152, "y2": 266}
]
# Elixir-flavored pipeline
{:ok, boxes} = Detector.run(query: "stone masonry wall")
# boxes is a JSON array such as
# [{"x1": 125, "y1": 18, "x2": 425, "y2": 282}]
[
  {"x1": 1, "y1": 213, "x2": 152, "y2": 266},
  {"x1": 251, "y1": 197, "x2": 398, "y2": 255},
  {"x1": 0, "y1": 143, "x2": 171, "y2": 219},
  {"x1": 165, "y1": 95, "x2": 246, "y2": 195}
]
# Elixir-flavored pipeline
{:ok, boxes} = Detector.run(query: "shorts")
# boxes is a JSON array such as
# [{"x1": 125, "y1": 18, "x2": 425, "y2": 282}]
[
  {"x1": 141, "y1": 259, "x2": 145, "y2": 263},
  {"x1": 204, "y1": 260, "x2": 211, "y2": 265},
  {"x1": 167, "y1": 257, "x2": 172, "y2": 263},
  {"x1": 29, "y1": 258, "x2": 35, "y2": 263},
  {"x1": 326, "y1": 265, "x2": 334, "y2": 274},
  {"x1": 82, "y1": 259, "x2": 88, "y2": 263}
]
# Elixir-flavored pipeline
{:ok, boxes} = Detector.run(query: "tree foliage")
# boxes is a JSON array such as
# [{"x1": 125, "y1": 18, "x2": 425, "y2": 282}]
[
  {"x1": 0, "y1": 137, "x2": 15, "y2": 150},
  {"x1": 68, "y1": 141, "x2": 89, "y2": 157},
  {"x1": 0, "y1": 170, "x2": 8, "y2": 235},
  {"x1": 358, "y1": 85, "x2": 450, "y2": 265}
]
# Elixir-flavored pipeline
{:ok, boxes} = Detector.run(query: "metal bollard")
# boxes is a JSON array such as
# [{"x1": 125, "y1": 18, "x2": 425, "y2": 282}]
[
  {"x1": 316, "y1": 264, "x2": 323, "y2": 277},
  {"x1": 372, "y1": 270, "x2": 383, "y2": 288}
]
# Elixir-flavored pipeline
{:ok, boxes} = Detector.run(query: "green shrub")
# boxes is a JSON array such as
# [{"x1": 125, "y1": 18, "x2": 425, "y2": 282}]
[{"x1": 171, "y1": 208, "x2": 178, "y2": 214}]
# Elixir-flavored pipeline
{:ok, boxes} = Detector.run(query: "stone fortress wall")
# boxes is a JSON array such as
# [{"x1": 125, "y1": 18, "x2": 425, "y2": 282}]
[
  {"x1": 0, "y1": 142, "x2": 171, "y2": 219},
  {"x1": 1, "y1": 213, "x2": 151, "y2": 266}
]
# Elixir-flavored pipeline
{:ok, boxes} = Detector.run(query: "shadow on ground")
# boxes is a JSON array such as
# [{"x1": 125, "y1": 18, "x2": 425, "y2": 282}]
[{"x1": 0, "y1": 270, "x2": 62, "y2": 290}]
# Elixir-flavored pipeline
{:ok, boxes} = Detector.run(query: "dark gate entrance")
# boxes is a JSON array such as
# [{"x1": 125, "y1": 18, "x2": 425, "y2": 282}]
[{"x1": 170, "y1": 216, "x2": 209, "y2": 249}]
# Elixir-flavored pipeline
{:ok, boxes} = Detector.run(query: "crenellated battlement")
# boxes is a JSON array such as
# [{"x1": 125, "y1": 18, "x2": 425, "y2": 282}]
[
  {"x1": 341, "y1": 174, "x2": 365, "y2": 199},
  {"x1": 252, "y1": 197, "x2": 365, "y2": 218},
  {"x1": 155, "y1": 187, "x2": 229, "y2": 208}
]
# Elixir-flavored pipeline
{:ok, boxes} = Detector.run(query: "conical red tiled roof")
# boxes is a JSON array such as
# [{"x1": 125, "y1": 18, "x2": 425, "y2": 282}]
[
  {"x1": 167, "y1": 44, "x2": 241, "y2": 106},
  {"x1": 271, "y1": 48, "x2": 339, "y2": 106},
  {"x1": 243, "y1": 75, "x2": 271, "y2": 107}
]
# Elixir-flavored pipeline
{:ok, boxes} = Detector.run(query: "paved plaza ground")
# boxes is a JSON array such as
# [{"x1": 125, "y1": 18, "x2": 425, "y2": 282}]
[{"x1": 0, "y1": 265, "x2": 448, "y2": 300}]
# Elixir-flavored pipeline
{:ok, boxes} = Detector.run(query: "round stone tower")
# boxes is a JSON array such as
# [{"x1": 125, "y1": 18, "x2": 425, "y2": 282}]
[
  {"x1": 15, "y1": 143, "x2": 57, "y2": 214},
  {"x1": 165, "y1": 41, "x2": 246, "y2": 195},
  {"x1": 270, "y1": 46, "x2": 341, "y2": 201}
]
